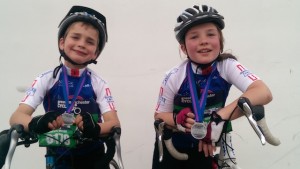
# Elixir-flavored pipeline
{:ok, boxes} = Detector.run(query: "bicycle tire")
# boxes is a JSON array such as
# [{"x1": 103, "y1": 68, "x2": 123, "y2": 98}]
[{"x1": 109, "y1": 159, "x2": 120, "y2": 169}]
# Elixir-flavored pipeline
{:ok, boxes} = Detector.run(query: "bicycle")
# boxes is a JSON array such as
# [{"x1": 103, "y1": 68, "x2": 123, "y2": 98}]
[
  {"x1": 154, "y1": 97, "x2": 281, "y2": 169},
  {"x1": 0, "y1": 124, "x2": 124, "y2": 169}
]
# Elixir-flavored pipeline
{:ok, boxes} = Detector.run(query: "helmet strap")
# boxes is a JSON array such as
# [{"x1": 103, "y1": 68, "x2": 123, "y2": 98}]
[{"x1": 52, "y1": 53, "x2": 97, "y2": 78}]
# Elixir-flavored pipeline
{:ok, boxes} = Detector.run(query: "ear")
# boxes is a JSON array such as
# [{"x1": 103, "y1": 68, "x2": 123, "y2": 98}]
[
  {"x1": 59, "y1": 38, "x2": 65, "y2": 51},
  {"x1": 180, "y1": 44, "x2": 187, "y2": 55}
]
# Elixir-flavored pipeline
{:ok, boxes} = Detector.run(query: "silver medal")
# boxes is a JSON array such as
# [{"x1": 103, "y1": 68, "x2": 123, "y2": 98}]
[
  {"x1": 191, "y1": 122, "x2": 207, "y2": 139},
  {"x1": 62, "y1": 112, "x2": 75, "y2": 126}
]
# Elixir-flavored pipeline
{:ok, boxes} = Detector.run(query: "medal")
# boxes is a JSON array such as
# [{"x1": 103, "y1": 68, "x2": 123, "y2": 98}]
[
  {"x1": 187, "y1": 61, "x2": 216, "y2": 139},
  {"x1": 62, "y1": 112, "x2": 75, "y2": 126},
  {"x1": 60, "y1": 66, "x2": 87, "y2": 127},
  {"x1": 191, "y1": 122, "x2": 207, "y2": 139}
]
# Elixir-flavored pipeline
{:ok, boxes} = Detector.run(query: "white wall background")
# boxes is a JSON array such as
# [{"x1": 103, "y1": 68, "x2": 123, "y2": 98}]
[{"x1": 1, "y1": 0, "x2": 299, "y2": 169}]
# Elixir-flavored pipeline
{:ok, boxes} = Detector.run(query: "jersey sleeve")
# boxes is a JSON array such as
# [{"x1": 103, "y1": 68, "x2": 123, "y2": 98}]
[
  {"x1": 90, "y1": 71, "x2": 116, "y2": 114},
  {"x1": 218, "y1": 58, "x2": 260, "y2": 92},
  {"x1": 20, "y1": 70, "x2": 55, "y2": 110},
  {"x1": 155, "y1": 62, "x2": 187, "y2": 113}
]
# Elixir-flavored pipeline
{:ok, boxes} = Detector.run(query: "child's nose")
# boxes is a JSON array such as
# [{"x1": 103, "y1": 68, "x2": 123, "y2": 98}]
[
  {"x1": 78, "y1": 39, "x2": 86, "y2": 48},
  {"x1": 199, "y1": 37, "x2": 208, "y2": 45}
]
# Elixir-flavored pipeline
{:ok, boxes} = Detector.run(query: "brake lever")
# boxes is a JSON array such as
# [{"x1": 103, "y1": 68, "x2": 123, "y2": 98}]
[
  {"x1": 113, "y1": 127, "x2": 124, "y2": 169},
  {"x1": 238, "y1": 97, "x2": 280, "y2": 146},
  {"x1": 154, "y1": 120, "x2": 164, "y2": 162},
  {"x1": 154, "y1": 120, "x2": 188, "y2": 161}
]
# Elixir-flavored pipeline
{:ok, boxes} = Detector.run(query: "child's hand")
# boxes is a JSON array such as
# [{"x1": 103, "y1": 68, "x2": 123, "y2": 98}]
[
  {"x1": 201, "y1": 111, "x2": 225, "y2": 145},
  {"x1": 198, "y1": 111, "x2": 226, "y2": 157},
  {"x1": 175, "y1": 107, "x2": 195, "y2": 132},
  {"x1": 74, "y1": 114, "x2": 83, "y2": 130},
  {"x1": 198, "y1": 140, "x2": 216, "y2": 157},
  {"x1": 48, "y1": 115, "x2": 64, "y2": 130},
  {"x1": 28, "y1": 112, "x2": 63, "y2": 134},
  {"x1": 75, "y1": 112, "x2": 101, "y2": 138}
]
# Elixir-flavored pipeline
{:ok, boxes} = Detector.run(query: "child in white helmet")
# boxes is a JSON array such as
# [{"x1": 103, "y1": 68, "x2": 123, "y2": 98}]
[{"x1": 153, "y1": 4, "x2": 272, "y2": 169}]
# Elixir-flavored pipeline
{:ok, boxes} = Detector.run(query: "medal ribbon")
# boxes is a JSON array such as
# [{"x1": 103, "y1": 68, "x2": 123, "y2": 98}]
[
  {"x1": 62, "y1": 66, "x2": 87, "y2": 113},
  {"x1": 186, "y1": 61, "x2": 216, "y2": 122}
]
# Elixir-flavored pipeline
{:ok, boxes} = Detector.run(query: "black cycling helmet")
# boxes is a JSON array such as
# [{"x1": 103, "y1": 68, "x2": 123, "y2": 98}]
[
  {"x1": 174, "y1": 5, "x2": 224, "y2": 43},
  {"x1": 58, "y1": 5, "x2": 108, "y2": 65}
]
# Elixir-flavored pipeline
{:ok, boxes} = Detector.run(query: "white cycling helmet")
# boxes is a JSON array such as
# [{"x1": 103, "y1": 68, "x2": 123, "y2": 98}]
[{"x1": 174, "y1": 5, "x2": 225, "y2": 43}]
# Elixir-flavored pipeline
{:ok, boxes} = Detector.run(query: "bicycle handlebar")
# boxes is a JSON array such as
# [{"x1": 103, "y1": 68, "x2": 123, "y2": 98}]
[
  {"x1": 1, "y1": 124, "x2": 123, "y2": 169},
  {"x1": 237, "y1": 97, "x2": 280, "y2": 146},
  {"x1": 154, "y1": 97, "x2": 281, "y2": 163},
  {"x1": 154, "y1": 120, "x2": 188, "y2": 161}
]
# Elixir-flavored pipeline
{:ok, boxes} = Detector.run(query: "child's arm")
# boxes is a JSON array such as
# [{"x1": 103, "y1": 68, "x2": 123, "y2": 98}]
[
  {"x1": 100, "y1": 110, "x2": 120, "y2": 135},
  {"x1": 218, "y1": 80, "x2": 273, "y2": 120},
  {"x1": 10, "y1": 104, "x2": 64, "y2": 133},
  {"x1": 9, "y1": 104, "x2": 34, "y2": 132}
]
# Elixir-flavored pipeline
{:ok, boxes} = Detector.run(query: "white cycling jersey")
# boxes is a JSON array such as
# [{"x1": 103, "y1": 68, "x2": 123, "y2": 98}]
[
  {"x1": 156, "y1": 58, "x2": 259, "y2": 114},
  {"x1": 21, "y1": 65, "x2": 116, "y2": 116}
]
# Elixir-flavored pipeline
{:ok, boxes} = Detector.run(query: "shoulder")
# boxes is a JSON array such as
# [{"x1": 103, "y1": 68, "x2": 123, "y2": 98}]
[
  {"x1": 87, "y1": 68, "x2": 108, "y2": 85},
  {"x1": 217, "y1": 57, "x2": 254, "y2": 75},
  {"x1": 216, "y1": 58, "x2": 241, "y2": 81},
  {"x1": 33, "y1": 69, "x2": 57, "y2": 84},
  {"x1": 165, "y1": 59, "x2": 188, "y2": 77},
  {"x1": 217, "y1": 57, "x2": 239, "y2": 68},
  {"x1": 37, "y1": 69, "x2": 54, "y2": 79},
  {"x1": 217, "y1": 58, "x2": 260, "y2": 90},
  {"x1": 162, "y1": 60, "x2": 187, "y2": 86}
]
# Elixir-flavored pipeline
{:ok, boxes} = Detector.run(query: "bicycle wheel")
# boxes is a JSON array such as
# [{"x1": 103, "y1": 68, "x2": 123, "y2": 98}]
[{"x1": 109, "y1": 159, "x2": 120, "y2": 169}]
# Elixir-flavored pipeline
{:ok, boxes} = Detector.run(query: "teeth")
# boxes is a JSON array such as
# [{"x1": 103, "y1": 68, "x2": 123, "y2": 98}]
[{"x1": 199, "y1": 49, "x2": 210, "y2": 53}]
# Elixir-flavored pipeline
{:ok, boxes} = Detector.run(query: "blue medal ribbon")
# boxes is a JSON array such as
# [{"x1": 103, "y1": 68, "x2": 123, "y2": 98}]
[
  {"x1": 186, "y1": 61, "x2": 217, "y2": 122},
  {"x1": 61, "y1": 66, "x2": 87, "y2": 113}
]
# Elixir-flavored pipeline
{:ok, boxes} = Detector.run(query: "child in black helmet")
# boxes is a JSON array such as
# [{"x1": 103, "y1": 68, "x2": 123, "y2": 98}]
[
  {"x1": 152, "y1": 4, "x2": 272, "y2": 169},
  {"x1": 9, "y1": 6, "x2": 120, "y2": 169}
]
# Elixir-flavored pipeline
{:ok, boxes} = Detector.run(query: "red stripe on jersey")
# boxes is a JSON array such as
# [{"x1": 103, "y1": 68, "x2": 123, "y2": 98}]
[
  {"x1": 155, "y1": 87, "x2": 164, "y2": 111},
  {"x1": 105, "y1": 88, "x2": 115, "y2": 110},
  {"x1": 31, "y1": 80, "x2": 37, "y2": 87},
  {"x1": 21, "y1": 80, "x2": 38, "y2": 102}
]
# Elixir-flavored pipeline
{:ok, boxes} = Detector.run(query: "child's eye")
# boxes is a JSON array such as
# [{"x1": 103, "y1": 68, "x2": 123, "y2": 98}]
[
  {"x1": 71, "y1": 36, "x2": 80, "y2": 40},
  {"x1": 87, "y1": 40, "x2": 96, "y2": 45},
  {"x1": 189, "y1": 35, "x2": 198, "y2": 39},
  {"x1": 208, "y1": 33, "x2": 216, "y2": 37}
]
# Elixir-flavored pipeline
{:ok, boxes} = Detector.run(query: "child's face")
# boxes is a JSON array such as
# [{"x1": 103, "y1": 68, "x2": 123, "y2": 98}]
[
  {"x1": 181, "y1": 23, "x2": 221, "y2": 64},
  {"x1": 59, "y1": 22, "x2": 99, "y2": 68}
]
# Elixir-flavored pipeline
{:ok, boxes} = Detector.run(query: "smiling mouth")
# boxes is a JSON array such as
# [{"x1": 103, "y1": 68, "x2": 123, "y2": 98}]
[
  {"x1": 74, "y1": 50, "x2": 87, "y2": 56},
  {"x1": 198, "y1": 49, "x2": 211, "y2": 53}
]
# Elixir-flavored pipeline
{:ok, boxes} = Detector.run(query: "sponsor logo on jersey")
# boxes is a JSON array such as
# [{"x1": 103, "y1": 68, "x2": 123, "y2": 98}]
[
  {"x1": 57, "y1": 99, "x2": 90, "y2": 114},
  {"x1": 181, "y1": 97, "x2": 191, "y2": 103},
  {"x1": 163, "y1": 68, "x2": 178, "y2": 85},
  {"x1": 236, "y1": 64, "x2": 258, "y2": 81},
  {"x1": 21, "y1": 80, "x2": 37, "y2": 102},
  {"x1": 26, "y1": 87, "x2": 36, "y2": 96},
  {"x1": 83, "y1": 84, "x2": 91, "y2": 88},
  {"x1": 105, "y1": 88, "x2": 115, "y2": 110}
]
